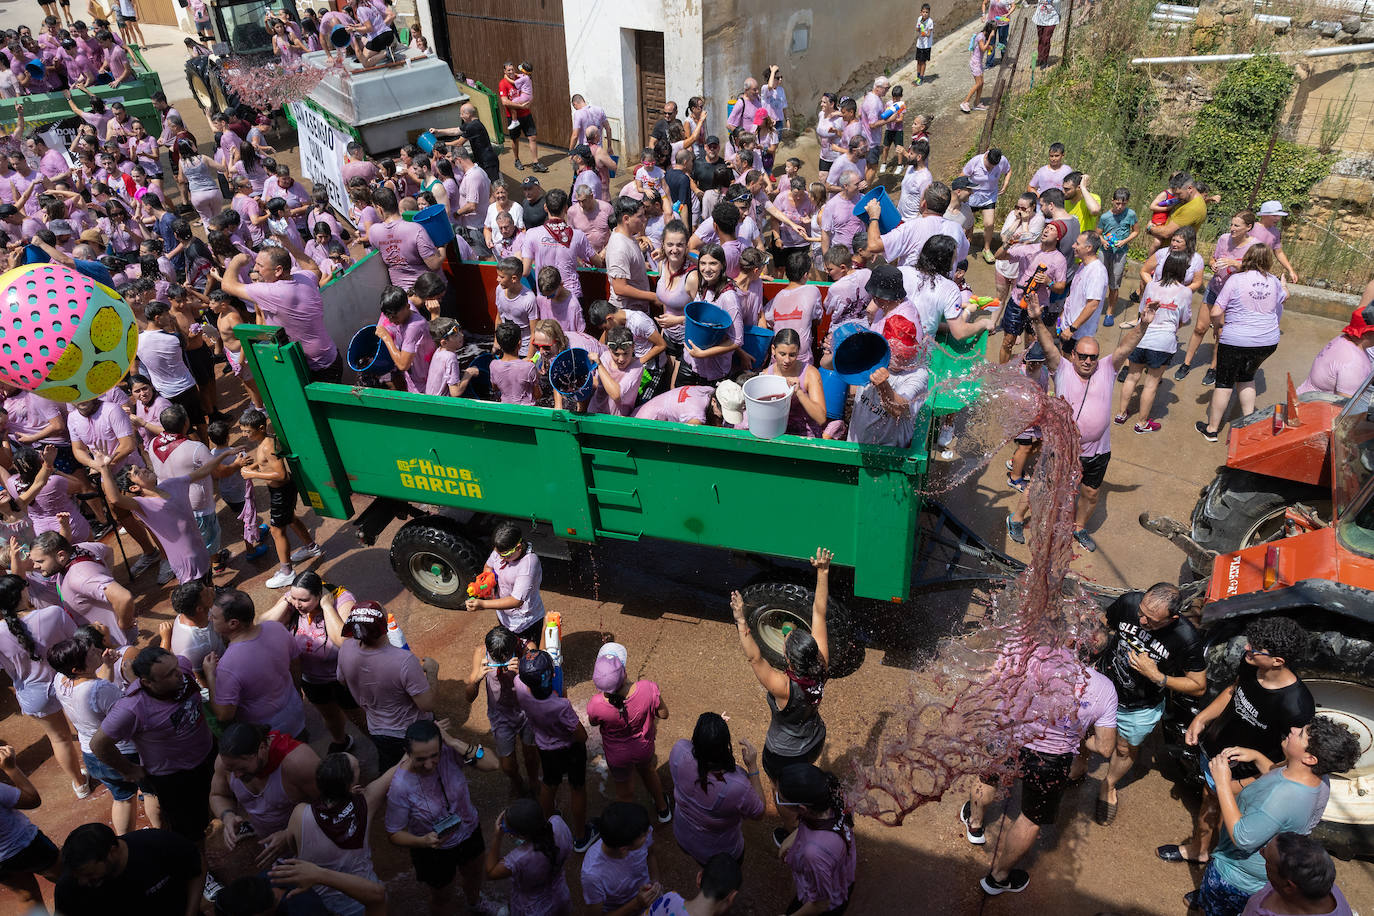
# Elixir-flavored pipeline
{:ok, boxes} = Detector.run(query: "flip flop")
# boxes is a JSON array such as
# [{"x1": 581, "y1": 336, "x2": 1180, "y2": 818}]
[
  {"x1": 1094, "y1": 797, "x2": 1117, "y2": 825},
  {"x1": 1156, "y1": 844, "x2": 1207, "y2": 864}
]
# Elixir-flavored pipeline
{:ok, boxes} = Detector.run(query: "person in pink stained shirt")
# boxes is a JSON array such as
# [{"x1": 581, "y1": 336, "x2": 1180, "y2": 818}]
[
  {"x1": 367, "y1": 187, "x2": 443, "y2": 289},
  {"x1": 521, "y1": 189, "x2": 600, "y2": 299},
  {"x1": 424, "y1": 318, "x2": 479, "y2": 398},
  {"x1": 570, "y1": 185, "x2": 613, "y2": 254},
  {"x1": 489, "y1": 322, "x2": 540, "y2": 405},
  {"x1": 1027, "y1": 142, "x2": 1072, "y2": 194},
  {"x1": 484, "y1": 798, "x2": 575, "y2": 915},
  {"x1": 633, "y1": 385, "x2": 733, "y2": 426},
  {"x1": 516, "y1": 649, "x2": 595, "y2": 852},
  {"x1": 30, "y1": 531, "x2": 137, "y2": 646},
  {"x1": 775, "y1": 765, "x2": 857, "y2": 912},
  {"x1": 587, "y1": 646, "x2": 671, "y2": 819},
  {"x1": 464, "y1": 624, "x2": 539, "y2": 796},
  {"x1": 1252, "y1": 200, "x2": 1299, "y2": 284},
  {"x1": 494, "y1": 258, "x2": 540, "y2": 355},
  {"x1": 204, "y1": 589, "x2": 307, "y2": 738},
  {"x1": 536, "y1": 266, "x2": 584, "y2": 334},
  {"x1": 376, "y1": 287, "x2": 436, "y2": 393},
  {"x1": 763, "y1": 252, "x2": 825, "y2": 367},
  {"x1": 337, "y1": 602, "x2": 438, "y2": 772},
  {"x1": 580, "y1": 802, "x2": 659, "y2": 913},
  {"x1": 90, "y1": 647, "x2": 217, "y2": 845},
  {"x1": 220, "y1": 242, "x2": 342, "y2": 383},
  {"x1": 1007, "y1": 296, "x2": 1157, "y2": 553},
  {"x1": 1297, "y1": 306, "x2": 1374, "y2": 398},
  {"x1": 669, "y1": 714, "x2": 765, "y2": 867}
]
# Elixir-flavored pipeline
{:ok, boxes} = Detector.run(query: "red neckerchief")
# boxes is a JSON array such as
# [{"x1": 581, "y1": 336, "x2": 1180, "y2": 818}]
[
  {"x1": 786, "y1": 668, "x2": 826, "y2": 707},
  {"x1": 544, "y1": 217, "x2": 573, "y2": 247},
  {"x1": 261, "y1": 730, "x2": 301, "y2": 776},
  {"x1": 313, "y1": 792, "x2": 368, "y2": 850},
  {"x1": 150, "y1": 432, "x2": 189, "y2": 463}
]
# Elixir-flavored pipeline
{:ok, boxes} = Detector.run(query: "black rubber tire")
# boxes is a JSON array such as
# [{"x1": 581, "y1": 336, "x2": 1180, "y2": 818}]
[
  {"x1": 388, "y1": 517, "x2": 482, "y2": 610},
  {"x1": 1188, "y1": 469, "x2": 1328, "y2": 577},
  {"x1": 740, "y1": 580, "x2": 864, "y2": 679},
  {"x1": 185, "y1": 62, "x2": 216, "y2": 113}
]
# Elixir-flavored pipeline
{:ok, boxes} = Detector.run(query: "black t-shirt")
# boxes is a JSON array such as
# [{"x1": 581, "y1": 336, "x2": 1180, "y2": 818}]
[
  {"x1": 1102, "y1": 592, "x2": 1206, "y2": 710},
  {"x1": 692, "y1": 154, "x2": 722, "y2": 191},
  {"x1": 1202, "y1": 664, "x2": 1316, "y2": 778},
  {"x1": 460, "y1": 119, "x2": 499, "y2": 172},
  {"x1": 521, "y1": 195, "x2": 548, "y2": 229},
  {"x1": 55, "y1": 829, "x2": 201, "y2": 916},
  {"x1": 666, "y1": 168, "x2": 692, "y2": 210},
  {"x1": 651, "y1": 117, "x2": 682, "y2": 142}
]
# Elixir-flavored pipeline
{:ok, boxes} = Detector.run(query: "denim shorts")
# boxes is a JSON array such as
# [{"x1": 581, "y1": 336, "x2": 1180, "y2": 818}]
[
  {"x1": 83, "y1": 750, "x2": 141, "y2": 802},
  {"x1": 195, "y1": 511, "x2": 221, "y2": 556},
  {"x1": 1115, "y1": 701, "x2": 1164, "y2": 746}
]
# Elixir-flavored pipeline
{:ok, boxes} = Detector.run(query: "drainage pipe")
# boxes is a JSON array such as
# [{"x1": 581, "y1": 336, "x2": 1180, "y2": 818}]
[{"x1": 1131, "y1": 42, "x2": 1374, "y2": 64}]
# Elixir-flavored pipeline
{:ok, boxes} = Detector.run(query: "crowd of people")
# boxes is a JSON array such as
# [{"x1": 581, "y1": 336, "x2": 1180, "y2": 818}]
[{"x1": 0, "y1": 2, "x2": 1366, "y2": 915}]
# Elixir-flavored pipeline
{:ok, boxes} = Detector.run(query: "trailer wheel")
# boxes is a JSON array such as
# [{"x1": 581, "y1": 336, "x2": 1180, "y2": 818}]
[
  {"x1": 184, "y1": 61, "x2": 216, "y2": 113},
  {"x1": 389, "y1": 518, "x2": 482, "y2": 609},
  {"x1": 741, "y1": 581, "x2": 864, "y2": 679},
  {"x1": 1189, "y1": 469, "x2": 1329, "y2": 576}
]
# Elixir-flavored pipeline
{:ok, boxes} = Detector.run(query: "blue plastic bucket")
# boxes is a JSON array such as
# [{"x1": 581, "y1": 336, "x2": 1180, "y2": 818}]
[
  {"x1": 684, "y1": 301, "x2": 730, "y2": 350},
  {"x1": 831, "y1": 322, "x2": 890, "y2": 386},
  {"x1": 853, "y1": 187, "x2": 902, "y2": 235},
  {"x1": 467, "y1": 352, "x2": 495, "y2": 397},
  {"x1": 742, "y1": 326, "x2": 774, "y2": 368},
  {"x1": 348, "y1": 326, "x2": 396, "y2": 375},
  {"x1": 417, "y1": 131, "x2": 438, "y2": 154},
  {"x1": 549, "y1": 347, "x2": 597, "y2": 401},
  {"x1": 413, "y1": 203, "x2": 454, "y2": 247},
  {"x1": 330, "y1": 26, "x2": 351, "y2": 48},
  {"x1": 819, "y1": 367, "x2": 848, "y2": 420},
  {"x1": 25, "y1": 59, "x2": 43, "y2": 81}
]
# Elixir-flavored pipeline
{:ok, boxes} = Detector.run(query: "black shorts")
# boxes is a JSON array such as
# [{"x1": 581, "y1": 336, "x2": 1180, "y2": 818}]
[
  {"x1": 301, "y1": 679, "x2": 359, "y2": 709},
  {"x1": 674, "y1": 362, "x2": 713, "y2": 388},
  {"x1": 538, "y1": 742, "x2": 587, "y2": 788},
  {"x1": 761, "y1": 743, "x2": 823, "y2": 781},
  {"x1": 365, "y1": 29, "x2": 395, "y2": 52},
  {"x1": 145, "y1": 748, "x2": 216, "y2": 844},
  {"x1": 508, "y1": 113, "x2": 537, "y2": 139},
  {"x1": 1079, "y1": 451, "x2": 1111, "y2": 489},
  {"x1": 1128, "y1": 346, "x2": 1174, "y2": 370},
  {"x1": 818, "y1": 158, "x2": 834, "y2": 173},
  {"x1": 916, "y1": 47, "x2": 932, "y2": 62},
  {"x1": 186, "y1": 344, "x2": 215, "y2": 385},
  {"x1": 308, "y1": 352, "x2": 345, "y2": 384},
  {"x1": 1215, "y1": 343, "x2": 1276, "y2": 388},
  {"x1": 116, "y1": 11, "x2": 136, "y2": 23},
  {"x1": 882, "y1": 128, "x2": 903, "y2": 148},
  {"x1": 168, "y1": 385, "x2": 205, "y2": 428},
  {"x1": 373, "y1": 734, "x2": 407, "y2": 772},
  {"x1": 0, "y1": 830, "x2": 59, "y2": 878},
  {"x1": 411, "y1": 828, "x2": 484, "y2": 888},
  {"x1": 999, "y1": 301, "x2": 1027, "y2": 337},
  {"x1": 1014, "y1": 747, "x2": 1073, "y2": 826},
  {"x1": 268, "y1": 481, "x2": 298, "y2": 528},
  {"x1": 865, "y1": 147, "x2": 880, "y2": 168},
  {"x1": 513, "y1": 617, "x2": 545, "y2": 647}
]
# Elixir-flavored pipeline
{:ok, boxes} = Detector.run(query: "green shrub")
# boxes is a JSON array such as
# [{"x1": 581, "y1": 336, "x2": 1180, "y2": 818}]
[{"x1": 1208, "y1": 55, "x2": 1293, "y2": 128}]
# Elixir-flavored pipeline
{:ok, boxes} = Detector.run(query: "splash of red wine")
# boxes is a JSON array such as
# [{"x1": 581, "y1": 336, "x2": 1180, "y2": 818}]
[
  {"x1": 848, "y1": 361, "x2": 1103, "y2": 825},
  {"x1": 220, "y1": 58, "x2": 343, "y2": 111}
]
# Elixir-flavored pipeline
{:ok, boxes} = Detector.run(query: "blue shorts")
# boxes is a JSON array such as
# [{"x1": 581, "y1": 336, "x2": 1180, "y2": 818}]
[
  {"x1": 1115, "y1": 701, "x2": 1164, "y2": 746},
  {"x1": 1128, "y1": 346, "x2": 1174, "y2": 370},
  {"x1": 1199, "y1": 862, "x2": 1251, "y2": 916},
  {"x1": 83, "y1": 750, "x2": 140, "y2": 802},
  {"x1": 1199, "y1": 747, "x2": 1215, "y2": 791}
]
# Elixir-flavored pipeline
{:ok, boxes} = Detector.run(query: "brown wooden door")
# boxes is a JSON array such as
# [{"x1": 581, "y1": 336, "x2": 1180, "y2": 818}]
[
  {"x1": 635, "y1": 30, "x2": 665, "y2": 152},
  {"x1": 440, "y1": 0, "x2": 573, "y2": 150},
  {"x1": 135, "y1": 0, "x2": 179, "y2": 27}
]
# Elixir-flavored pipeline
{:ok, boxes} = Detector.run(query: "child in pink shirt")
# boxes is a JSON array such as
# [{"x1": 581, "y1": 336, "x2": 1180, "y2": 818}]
[
  {"x1": 535, "y1": 266, "x2": 585, "y2": 333},
  {"x1": 495, "y1": 257, "x2": 539, "y2": 355},
  {"x1": 587, "y1": 647, "x2": 671, "y2": 821},
  {"x1": 490, "y1": 322, "x2": 539, "y2": 405}
]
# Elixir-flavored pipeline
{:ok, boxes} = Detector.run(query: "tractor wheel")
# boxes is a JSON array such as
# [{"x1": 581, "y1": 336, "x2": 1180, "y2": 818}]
[
  {"x1": 185, "y1": 61, "x2": 216, "y2": 114},
  {"x1": 741, "y1": 580, "x2": 864, "y2": 678},
  {"x1": 389, "y1": 517, "x2": 482, "y2": 609},
  {"x1": 1188, "y1": 469, "x2": 1329, "y2": 577}
]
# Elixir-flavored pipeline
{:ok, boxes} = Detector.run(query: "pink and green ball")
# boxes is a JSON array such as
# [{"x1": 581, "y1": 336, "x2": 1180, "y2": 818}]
[{"x1": 0, "y1": 263, "x2": 138, "y2": 403}]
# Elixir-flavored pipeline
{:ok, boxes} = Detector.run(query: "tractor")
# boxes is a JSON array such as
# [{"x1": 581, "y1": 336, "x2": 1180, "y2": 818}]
[{"x1": 1144, "y1": 375, "x2": 1374, "y2": 859}]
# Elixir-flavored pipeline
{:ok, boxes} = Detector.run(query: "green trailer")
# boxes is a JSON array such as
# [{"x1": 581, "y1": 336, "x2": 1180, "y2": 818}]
[
  {"x1": 236, "y1": 321, "x2": 997, "y2": 675},
  {"x1": 0, "y1": 48, "x2": 164, "y2": 139}
]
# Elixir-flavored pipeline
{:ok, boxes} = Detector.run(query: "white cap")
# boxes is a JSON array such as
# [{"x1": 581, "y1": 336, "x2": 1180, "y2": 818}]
[
  {"x1": 597, "y1": 642, "x2": 628, "y2": 667},
  {"x1": 1257, "y1": 200, "x2": 1287, "y2": 217},
  {"x1": 714, "y1": 379, "x2": 746, "y2": 426}
]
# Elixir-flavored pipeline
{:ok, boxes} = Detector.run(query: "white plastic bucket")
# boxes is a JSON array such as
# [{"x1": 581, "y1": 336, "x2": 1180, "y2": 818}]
[{"x1": 742, "y1": 375, "x2": 793, "y2": 440}]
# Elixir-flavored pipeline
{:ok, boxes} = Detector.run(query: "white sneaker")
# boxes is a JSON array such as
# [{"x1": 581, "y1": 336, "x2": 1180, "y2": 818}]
[
  {"x1": 290, "y1": 543, "x2": 323, "y2": 563},
  {"x1": 507, "y1": 118, "x2": 520, "y2": 130},
  {"x1": 266, "y1": 568, "x2": 296, "y2": 589}
]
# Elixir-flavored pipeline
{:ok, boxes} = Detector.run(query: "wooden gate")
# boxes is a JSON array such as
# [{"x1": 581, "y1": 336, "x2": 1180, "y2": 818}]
[
  {"x1": 634, "y1": 30, "x2": 665, "y2": 152},
  {"x1": 135, "y1": 0, "x2": 179, "y2": 27},
  {"x1": 440, "y1": 0, "x2": 572, "y2": 150}
]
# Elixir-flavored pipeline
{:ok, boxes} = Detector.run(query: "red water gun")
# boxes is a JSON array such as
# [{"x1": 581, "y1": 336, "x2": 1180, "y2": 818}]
[{"x1": 467, "y1": 570, "x2": 496, "y2": 599}]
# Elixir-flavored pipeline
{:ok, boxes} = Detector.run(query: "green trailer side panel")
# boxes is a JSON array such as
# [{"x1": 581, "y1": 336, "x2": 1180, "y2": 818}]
[
  {"x1": 240, "y1": 326, "x2": 353, "y2": 518},
  {"x1": 0, "y1": 65, "x2": 165, "y2": 138}
]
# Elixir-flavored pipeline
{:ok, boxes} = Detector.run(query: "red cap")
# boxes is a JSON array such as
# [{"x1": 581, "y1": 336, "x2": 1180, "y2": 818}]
[
  {"x1": 752, "y1": 107, "x2": 770, "y2": 126},
  {"x1": 1344, "y1": 305, "x2": 1374, "y2": 339},
  {"x1": 1047, "y1": 219, "x2": 1069, "y2": 242},
  {"x1": 882, "y1": 314, "x2": 921, "y2": 363},
  {"x1": 344, "y1": 601, "x2": 387, "y2": 642}
]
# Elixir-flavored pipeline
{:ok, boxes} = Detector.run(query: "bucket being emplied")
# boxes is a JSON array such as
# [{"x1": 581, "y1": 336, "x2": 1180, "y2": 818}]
[
  {"x1": 818, "y1": 367, "x2": 848, "y2": 420},
  {"x1": 413, "y1": 203, "x2": 454, "y2": 247},
  {"x1": 742, "y1": 374, "x2": 793, "y2": 440},
  {"x1": 853, "y1": 187, "x2": 902, "y2": 235},
  {"x1": 348, "y1": 326, "x2": 396, "y2": 375},
  {"x1": 417, "y1": 130, "x2": 439, "y2": 154},
  {"x1": 831, "y1": 322, "x2": 891, "y2": 386},
  {"x1": 742, "y1": 326, "x2": 774, "y2": 368},
  {"x1": 684, "y1": 301, "x2": 730, "y2": 351},
  {"x1": 330, "y1": 25, "x2": 351, "y2": 47},
  {"x1": 549, "y1": 347, "x2": 597, "y2": 401}
]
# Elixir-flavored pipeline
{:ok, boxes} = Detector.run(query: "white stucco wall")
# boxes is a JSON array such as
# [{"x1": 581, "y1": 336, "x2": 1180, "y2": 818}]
[{"x1": 562, "y1": 0, "x2": 703, "y2": 153}]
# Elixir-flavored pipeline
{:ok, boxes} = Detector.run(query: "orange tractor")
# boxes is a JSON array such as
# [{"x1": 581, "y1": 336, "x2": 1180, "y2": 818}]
[{"x1": 1145, "y1": 376, "x2": 1374, "y2": 859}]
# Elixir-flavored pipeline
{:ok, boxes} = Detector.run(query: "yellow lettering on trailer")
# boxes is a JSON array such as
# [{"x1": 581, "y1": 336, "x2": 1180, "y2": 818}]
[{"x1": 395, "y1": 459, "x2": 484, "y2": 500}]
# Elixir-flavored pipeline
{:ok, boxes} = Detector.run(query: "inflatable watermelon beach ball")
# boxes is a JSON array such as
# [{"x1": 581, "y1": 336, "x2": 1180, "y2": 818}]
[{"x1": 0, "y1": 263, "x2": 138, "y2": 403}]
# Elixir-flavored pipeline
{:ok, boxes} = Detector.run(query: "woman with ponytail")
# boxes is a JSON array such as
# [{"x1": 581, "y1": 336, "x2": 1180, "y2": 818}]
[
  {"x1": 668, "y1": 712, "x2": 765, "y2": 865},
  {"x1": 776, "y1": 763, "x2": 857, "y2": 915},
  {"x1": 485, "y1": 797, "x2": 574, "y2": 915},
  {"x1": 587, "y1": 644, "x2": 671, "y2": 820},
  {"x1": 0, "y1": 573, "x2": 88, "y2": 797}
]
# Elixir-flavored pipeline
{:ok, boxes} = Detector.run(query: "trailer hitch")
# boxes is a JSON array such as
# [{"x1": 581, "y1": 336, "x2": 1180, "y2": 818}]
[{"x1": 1139, "y1": 511, "x2": 1218, "y2": 571}]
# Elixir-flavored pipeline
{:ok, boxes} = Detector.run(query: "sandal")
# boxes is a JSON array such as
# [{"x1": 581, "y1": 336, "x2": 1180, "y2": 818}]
[
  {"x1": 513, "y1": 160, "x2": 524, "y2": 171},
  {"x1": 1117, "y1": 320, "x2": 1138, "y2": 330},
  {"x1": 1094, "y1": 797, "x2": 1117, "y2": 825},
  {"x1": 1157, "y1": 844, "x2": 1208, "y2": 864}
]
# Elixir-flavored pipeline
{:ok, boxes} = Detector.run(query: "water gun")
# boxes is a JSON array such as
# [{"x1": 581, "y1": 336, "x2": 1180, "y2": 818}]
[
  {"x1": 386, "y1": 613, "x2": 409, "y2": 650},
  {"x1": 1150, "y1": 192, "x2": 1179, "y2": 226},
  {"x1": 467, "y1": 570, "x2": 496, "y2": 599},
  {"x1": 544, "y1": 612, "x2": 564, "y2": 696},
  {"x1": 1016, "y1": 265, "x2": 1046, "y2": 315},
  {"x1": 968, "y1": 295, "x2": 1000, "y2": 310},
  {"x1": 880, "y1": 100, "x2": 906, "y2": 121}
]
